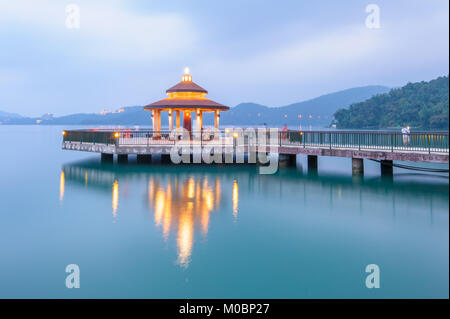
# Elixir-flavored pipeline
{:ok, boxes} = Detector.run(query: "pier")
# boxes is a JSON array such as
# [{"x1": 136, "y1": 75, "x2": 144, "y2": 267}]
[
  {"x1": 62, "y1": 129, "x2": 449, "y2": 175},
  {"x1": 61, "y1": 70, "x2": 448, "y2": 175}
]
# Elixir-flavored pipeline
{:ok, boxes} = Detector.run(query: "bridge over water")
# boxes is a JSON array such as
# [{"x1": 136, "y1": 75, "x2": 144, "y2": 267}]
[{"x1": 62, "y1": 129, "x2": 449, "y2": 176}]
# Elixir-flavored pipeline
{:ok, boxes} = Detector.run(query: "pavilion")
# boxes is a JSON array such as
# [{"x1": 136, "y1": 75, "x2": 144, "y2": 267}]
[{"x1": 144, "y1": 69, "x2": 229, "y2": 134}]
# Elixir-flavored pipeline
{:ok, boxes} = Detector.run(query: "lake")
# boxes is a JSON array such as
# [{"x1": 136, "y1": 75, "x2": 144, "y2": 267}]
[{"x1": 0, "y1": 125, "x2": 448, "y2": 298}]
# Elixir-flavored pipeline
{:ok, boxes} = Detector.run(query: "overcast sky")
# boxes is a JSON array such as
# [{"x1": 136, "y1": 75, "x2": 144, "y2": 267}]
[{"x1": 0, "y1": 0, "x2": 448, "y2": 116}]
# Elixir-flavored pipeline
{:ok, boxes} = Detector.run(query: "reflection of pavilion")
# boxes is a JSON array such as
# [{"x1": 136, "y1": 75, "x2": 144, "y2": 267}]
[
  {"x1": 147, "y1": 175, "x2": 223, "y2": 268},
  {"x1": 59, "y1": 160, "x2": 444, "y2": 268}
]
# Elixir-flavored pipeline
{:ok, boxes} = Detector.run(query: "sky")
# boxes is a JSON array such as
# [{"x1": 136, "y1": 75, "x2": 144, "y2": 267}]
[{"x1": 0, "y1": 0, "x2": 448, "y2": 117}]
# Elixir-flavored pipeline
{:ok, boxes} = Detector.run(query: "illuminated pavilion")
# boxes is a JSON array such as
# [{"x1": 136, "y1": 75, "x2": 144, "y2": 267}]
[{"x1": 144, "y1": 68, "x2": 229, "y2": 134}]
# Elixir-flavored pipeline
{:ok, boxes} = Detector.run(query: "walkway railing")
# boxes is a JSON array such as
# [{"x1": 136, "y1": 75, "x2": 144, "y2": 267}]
[
  {"x1": 63, "y1": 129, "x2": 449, "y2": 154},
  {"x1": 284, "y1": 130, "x2": 449, "y2": 153}
]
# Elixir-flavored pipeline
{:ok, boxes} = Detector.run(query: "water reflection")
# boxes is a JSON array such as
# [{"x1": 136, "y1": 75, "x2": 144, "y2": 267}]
[
  {"x1": 59, "y1": 171, "x2": 65, "y2": 202},
  {"x1": 61, "y1": 160, "x2": 448, "y2": 269},
  {"x1": 233, "y1": 179, "x2": 239, "y2": 220},
  {"x1": 112, "y1": 180, "x2": 119, "y2": 219},
  {"x1": 147, "y1": 175, "x2": 222, "y2": 267}
]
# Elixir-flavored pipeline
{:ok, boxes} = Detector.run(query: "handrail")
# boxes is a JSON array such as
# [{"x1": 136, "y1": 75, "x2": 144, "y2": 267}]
[
  {"x1": 63, "y1": 128, "x2": 450, "y2": 135},
  {"x1": 62, "y1": 129, "x2": 450, "y2": 153}
]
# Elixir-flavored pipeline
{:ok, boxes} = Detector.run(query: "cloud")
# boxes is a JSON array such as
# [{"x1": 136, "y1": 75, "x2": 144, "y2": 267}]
[
  {"x1": 194, "y1": 5, "x2": 449, "y2": 106},
  {"x1": 0, "y1": 0, "x2": 448, "y2": 115},
  {"x1": 0, "y1": 0, "x2": 197, "y2": 62}
]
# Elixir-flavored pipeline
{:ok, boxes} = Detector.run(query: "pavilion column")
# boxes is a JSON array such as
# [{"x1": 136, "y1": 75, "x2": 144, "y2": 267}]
[
  {"x1": 152, "y1": 110, "x2": 157, "y2": 132},
  {"x1": 196, "y1": 110, "x2": 203, "y2": 132},
  {"x1": 176, "y1": 111, "x2": 180, "y2": 133},
  {"x1": 168, "y1": 111, "x2": 173, "y2": 132},
  {"x1": 153, "y1": 110, "x2": 161, "y2": 137},
  {"x1": 214, "y1": 110, "x2": 219, "y2": 129},
  {"x1": 200, "y1": 111, "x2": 203, "y2": 130},
  {"x1": 182, "y1": 111, "x2": 192, "y2": 134},
  {"x1": 157, "y1": 110, "x2": 161, "y2": 132}
]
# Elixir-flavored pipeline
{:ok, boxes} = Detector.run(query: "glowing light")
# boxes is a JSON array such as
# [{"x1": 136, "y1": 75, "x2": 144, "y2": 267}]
[
  {"x1": 215, "y1": 178, "x2": 221, "y2": 207},
  {"x1": 62, "y1": 130, "x2": 66, "y2": 136},
  {"x1": 187, "y1": 177, "x2": 195, "y2": 199},
  {"x1": 232, "y1": 179, "x2": 239, "y2": 219},
  {"x1": 59, "y1": 171, "x2": 65, "y2": 202},
  {"x1": 168, "y1": 92, "x2": 206, "y2": 99},
  {"x1": 112, "y1": 180, "x2": 119, "y2": 218},
  {"x1": 114, "y1": 132, "x2": 120, "y2": 138},
  {"x1": 163, "y1": 184, "x2": 172, "y2": 241},
  {"x1": 182, "y1": 73, "x2": 192, "y2": 82},
  {"x1": 177, "y1": 209, "x2": 193, "y2": 268},
  {"x1": 146, "y1": 176, "x2": 224, "y2": 268},
  {"x1": 184, "y1": 67, "x2": 190, "y2": 75},
  {"x1": 233, "y1": 132, "x2": 238, "y2": 138},
  {"x1": 154, "y1": 189, "x2": 165, "y2": 226}
]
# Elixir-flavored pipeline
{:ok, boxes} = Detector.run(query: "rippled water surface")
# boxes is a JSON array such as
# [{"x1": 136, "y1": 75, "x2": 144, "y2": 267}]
[{"x1": 0, "y1": 126, "x2": 448, "y2": 298}]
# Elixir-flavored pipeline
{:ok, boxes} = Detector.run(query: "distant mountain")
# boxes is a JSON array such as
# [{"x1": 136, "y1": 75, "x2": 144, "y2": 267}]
[
  {"x1": 221, "y1": 85, "x2": 390, "y2": 126},
  {"x1": 334, "y1": 76, "x2": 449, "y2": 129},
  {"x1": 1, "y1": 85, "x2": 390, "y2": 127},
  {"x1": 0, "y1": 110, "x2": 23, "y2": 122}
]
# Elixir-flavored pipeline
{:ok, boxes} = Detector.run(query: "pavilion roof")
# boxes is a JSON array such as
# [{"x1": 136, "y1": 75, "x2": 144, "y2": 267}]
[
  {"x1": 144, "y1": 97, "x2": 229, "y2": 111},
  {"x1": 166, "y1": 81, "x2": 208, "y2": 94}
]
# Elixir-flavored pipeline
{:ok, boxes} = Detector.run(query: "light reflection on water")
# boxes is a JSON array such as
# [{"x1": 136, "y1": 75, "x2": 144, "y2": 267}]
[
  {"x1": 59, "y1": 158, "x2": 449, "y2": 279},
  {"x1": 61, "y1": 162, "x2": 233, "y2": 268},
  {"x1": 0, "y1": 126, "x2": 447, "y2": 298},
  {"x1": 147, "y1": 175, "x2": 222, "y2": 267}
]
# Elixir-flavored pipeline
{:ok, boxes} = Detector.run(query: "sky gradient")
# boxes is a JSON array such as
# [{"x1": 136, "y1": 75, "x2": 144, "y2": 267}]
[{"x1": 0, "y1": 0, "x2": 448, "y2": 116}]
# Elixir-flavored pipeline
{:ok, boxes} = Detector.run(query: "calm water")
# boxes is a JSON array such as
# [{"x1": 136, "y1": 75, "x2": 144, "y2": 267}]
[{"x1": 0, "y1": 125, "x2": 448, "y2": 298}]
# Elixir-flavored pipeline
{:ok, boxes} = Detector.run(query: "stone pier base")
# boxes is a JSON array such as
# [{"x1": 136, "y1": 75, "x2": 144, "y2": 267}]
[
  {"x1": 279, "y1": 154, "x2": 296, "y2": 167},
  {"x1": 161, "y1": 154, "x2": 172, "y2": 164},
  {"x1": 381, "y1": 160, "x2": 393, "y2": 176},
  {"x1": 101, "y1": 153, "x2": 113, "y2": 163},
  {"x1": 307, "y1": 155, "x2": 318, "y2": 171},
  {"x1": 137, "y1": 154, "x2": 152, "y2": 164},
  {"x1": 117, "y1": 154, "x2": 128, "y2": 164},
  {"x1": 352, "y1": 158, "x2": 364, "y2": 175}
]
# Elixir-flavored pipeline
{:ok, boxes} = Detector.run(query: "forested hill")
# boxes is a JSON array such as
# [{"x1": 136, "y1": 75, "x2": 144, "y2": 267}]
[{"x1": 333, "y1": 76, "x2": 449, "y2": 129}]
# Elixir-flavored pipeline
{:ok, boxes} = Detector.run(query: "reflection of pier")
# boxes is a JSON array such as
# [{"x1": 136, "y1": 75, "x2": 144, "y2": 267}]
[{"x1": 60, "y1": 160, "x2": 447, "y2": 267}]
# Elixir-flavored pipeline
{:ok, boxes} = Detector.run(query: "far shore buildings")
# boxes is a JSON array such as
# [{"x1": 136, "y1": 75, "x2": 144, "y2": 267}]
[{"x1": 144, "y1": 69, "x2": 229, "y2": 133}]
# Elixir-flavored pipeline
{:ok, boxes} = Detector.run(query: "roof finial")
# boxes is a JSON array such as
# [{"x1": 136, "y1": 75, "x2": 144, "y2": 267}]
[{"x1": 182, "y1": 67, "x2": 192, "y2": 82}]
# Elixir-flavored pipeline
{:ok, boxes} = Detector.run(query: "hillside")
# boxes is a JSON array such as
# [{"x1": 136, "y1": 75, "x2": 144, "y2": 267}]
[
  {"x1": 333, "y1": 76, "x2": 449, "y2": 129},
  {"x1": 0, "y1": 110, "x2": 23, "y2": 121},
  {"x1": 0, "y1": 85, "x2": 390, "y2": 126},
  {"x1": 220, "y1": 85, "x2": 390, "y2": 126}
]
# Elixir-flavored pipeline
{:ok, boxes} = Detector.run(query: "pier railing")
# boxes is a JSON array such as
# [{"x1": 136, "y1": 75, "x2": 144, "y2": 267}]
[
  {"x1": 63, "y1": 129, "x2": 449, "y2": 154},
  {"x1": 284, "y1": 130, "x2": 449, "y2": 153}
]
